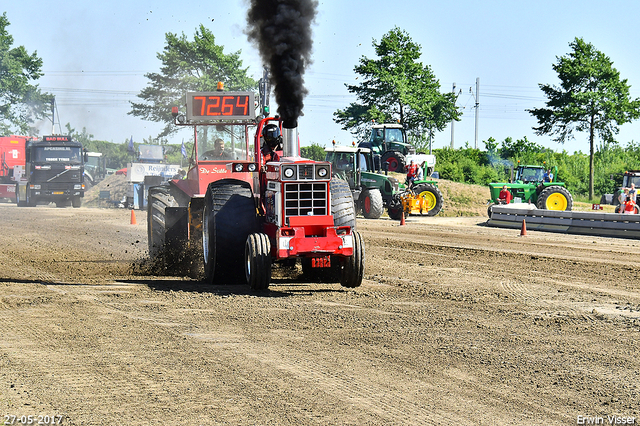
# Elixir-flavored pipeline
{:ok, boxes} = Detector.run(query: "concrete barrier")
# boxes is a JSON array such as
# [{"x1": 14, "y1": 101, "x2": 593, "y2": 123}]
[{"x1": 487, "y1": 206, "x2": 640, "y2": 239}]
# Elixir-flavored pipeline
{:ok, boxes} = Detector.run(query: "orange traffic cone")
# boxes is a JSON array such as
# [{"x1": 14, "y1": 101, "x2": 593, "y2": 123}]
[
  {"x1": 400, "y1": 211, "x2": 406, "y2": 226},
  {"x1": 520, "y1": 219, "x2": 527, "y2": 237},
  {"x1": 130, "y1": 209, "x2": 137, "y2": 225}
]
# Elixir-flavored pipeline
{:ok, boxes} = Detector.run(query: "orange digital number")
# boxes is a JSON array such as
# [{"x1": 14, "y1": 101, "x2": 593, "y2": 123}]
[
  {"x1": 194, "y1": 96, "x2": 206, "y2": 115},
  {"x1": 206, "y1": 96, "x2": 221, "y2": 115},
  {"x1": 236, "y1": 96, "x2": 249, "y2": 115},
  {"x1": 221, "y1": 96, "x2": 234, "y2": 115}
]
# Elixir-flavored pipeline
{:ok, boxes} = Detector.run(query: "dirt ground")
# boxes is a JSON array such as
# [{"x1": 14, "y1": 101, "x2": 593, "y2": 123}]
[{"x1": 0, "y1": 203, "x2": 639, "y2": 425}]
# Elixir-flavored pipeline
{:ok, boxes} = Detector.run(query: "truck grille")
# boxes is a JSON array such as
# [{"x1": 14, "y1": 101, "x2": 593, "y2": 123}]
[
  {"x1": 32, "y1": 169, "x2": 82, "y2": 182},
  {"x1": 284, "y1": 182, "x2": 328, "y2": 219}
]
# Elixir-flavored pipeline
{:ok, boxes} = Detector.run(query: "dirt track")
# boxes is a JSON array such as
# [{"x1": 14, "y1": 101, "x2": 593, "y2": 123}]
[{"x1": 0, "y1": 204, "x2": 639, "y2": 425}]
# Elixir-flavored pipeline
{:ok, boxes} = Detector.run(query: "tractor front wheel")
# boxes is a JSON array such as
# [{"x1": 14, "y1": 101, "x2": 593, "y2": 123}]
[
  {"x1": 340, "y1": 231, "x2": 365, "y2": 288},
  {"x1": 412, "y1": 183, "x2": 443, "y2": 216},
  {"x1": 361, "y1": 188, "x2": 384, "y2": 219},
  {"x1": 536, "y1": 186, "x2": 573, "y2": 211},
  {"x1": 245, "y1": 233, "x2": 271, "y2": 291}
]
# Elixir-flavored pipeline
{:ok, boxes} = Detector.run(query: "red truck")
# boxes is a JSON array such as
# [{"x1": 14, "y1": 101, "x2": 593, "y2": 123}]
[{"x1": 0, "y1": 135, "x2": 30, "y2": 201}]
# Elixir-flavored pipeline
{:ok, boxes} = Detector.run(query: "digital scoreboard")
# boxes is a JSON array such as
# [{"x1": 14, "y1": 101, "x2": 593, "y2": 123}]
[{"x1": 185, "y1": 92, "x2": 256, "y2": 122}]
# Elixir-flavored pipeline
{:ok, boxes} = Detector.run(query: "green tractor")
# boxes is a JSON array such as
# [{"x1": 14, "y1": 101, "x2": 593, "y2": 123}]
[
  {"x1": 487, "y1": 164, "x2": 573, "y2": 217},
  {"x1": 324, "y1": 145, "x2": 399, "y2": 219},
  {"x1": 325, "y1": 145, "x2": 443, "y2": 219},
  {"x1": 359, "y1": 123, "x2": 424, "y2": 173}
]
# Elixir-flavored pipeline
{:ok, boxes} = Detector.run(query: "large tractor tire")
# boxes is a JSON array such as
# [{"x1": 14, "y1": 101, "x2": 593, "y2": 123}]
[
  {"x1": 245, "y1": 232, "x2": 272, "y2": 291},
  {"x1": 381, "y1": 151, "x2": 406, "y2": 173},
  {"x1": 536, "y1": 186, "x2": 573, "y2": 211},
  {"x1": 361, "y1": 188, "x2": 384, "y2": 219},
  {"x1": 147, "y1": 185, "x2": 180, "y2": 269},
  {"x1": 203, "y1": 181, "x2": 259, "y2": 284},
  {"x1": 340, "y1": 231, "x2": 365, "y2": 288},
  {"x1": 330, "y1": 177, "x2": 357, "y2": 229},
  {"x1": 413, "y1": 183, "x2": 443, "y2": 216}
]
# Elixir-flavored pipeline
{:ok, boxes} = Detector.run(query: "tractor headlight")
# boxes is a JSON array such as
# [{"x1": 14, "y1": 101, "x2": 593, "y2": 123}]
[
  {"x1": 283, "y1": 167, "x2": 295, "y2": 179},
  {"x1": 234, "y1": 163, "x2": 244, "y2": 172},
  {"x1": 248, "y1": 163, "x2": 257, "y2": 172},
  {"x1": 317, "y1": 167, "x2": 328, "y2": 178}
]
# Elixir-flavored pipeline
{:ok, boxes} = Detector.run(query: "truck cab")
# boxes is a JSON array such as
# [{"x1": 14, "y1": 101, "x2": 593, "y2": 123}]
[{"x1": 16, "y1": 135, "x2": 86, "y2": 208}]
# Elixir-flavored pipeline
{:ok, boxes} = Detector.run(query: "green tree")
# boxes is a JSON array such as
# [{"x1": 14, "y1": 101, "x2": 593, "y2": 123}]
[
  {"x1": 334, "y1": 27, "x2": 460, "y2": 149},
  {"x1": 64, "y1": 123, "x2": 94, "y2": 145},
  {"x1": 300, "y1": 142, "x2": 326, "y2": 161},
  {"x1": 130, "y1": 24, "x2": 258, "y2": 139},
  {"x1": 528, "y1": 37, "x2": 640, "y2": 200},
  {"x1": 0, "y1": 13, "x2": 51, "y2": 135}
]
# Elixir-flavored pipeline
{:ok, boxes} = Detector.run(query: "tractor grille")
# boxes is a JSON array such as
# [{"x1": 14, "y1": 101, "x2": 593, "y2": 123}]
[{"x1": 284, "y1": 182, "x2": 328, "y2": 219}]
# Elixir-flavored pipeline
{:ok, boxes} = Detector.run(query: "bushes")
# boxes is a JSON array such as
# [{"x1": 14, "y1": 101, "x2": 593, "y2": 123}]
[{"x1": 433, "y1": 137, "x2": 640, "y2": 198}]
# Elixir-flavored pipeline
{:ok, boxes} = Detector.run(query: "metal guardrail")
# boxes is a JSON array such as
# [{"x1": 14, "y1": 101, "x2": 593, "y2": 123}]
[{"x1": 487, "y1": 206, "x2": 640, "y2": 239}]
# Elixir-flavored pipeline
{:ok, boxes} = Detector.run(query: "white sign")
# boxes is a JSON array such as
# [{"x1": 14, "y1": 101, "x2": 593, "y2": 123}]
[{"x1": 127, "y1": 162, "x2": 181, "y2": 182}]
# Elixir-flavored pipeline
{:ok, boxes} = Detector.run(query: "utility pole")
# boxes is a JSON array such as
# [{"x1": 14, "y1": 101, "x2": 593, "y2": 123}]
[
  {"x1": 51, "y1": 96, "x2": 56, "y2": 134},
  {"x1": 450, "y1": 83, "x2": 461, "y2": 149},
  {"x1": 450, "y1": 83, "x2": 456, "y2": 149},
  {"x1": 469, "y1": 77, "x2": 480, "y2": 149}
]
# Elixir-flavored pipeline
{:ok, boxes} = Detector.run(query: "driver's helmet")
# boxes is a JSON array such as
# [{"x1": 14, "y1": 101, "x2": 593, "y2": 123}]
[{"x1": 263, "y1": 124, "x2": 282, "y2": 149}]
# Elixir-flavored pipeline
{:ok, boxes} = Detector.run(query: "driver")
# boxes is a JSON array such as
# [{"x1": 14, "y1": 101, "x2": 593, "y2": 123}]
[
  {"x1": 261, "y1": 124, "x2": 281, "y2": 164},
  {"x1": 202, "y1": 138, "x2": 233, "y2": 160}
]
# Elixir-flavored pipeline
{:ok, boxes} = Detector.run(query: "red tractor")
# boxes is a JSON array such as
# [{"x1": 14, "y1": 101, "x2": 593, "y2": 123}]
[{"x1": 147, "y1": 89, "x2": 364, "y2": 290}]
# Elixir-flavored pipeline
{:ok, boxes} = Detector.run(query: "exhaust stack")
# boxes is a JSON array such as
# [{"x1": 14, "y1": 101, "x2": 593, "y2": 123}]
[{"x1": 282, "y1": 121, "x2": 298, "y2": 158}]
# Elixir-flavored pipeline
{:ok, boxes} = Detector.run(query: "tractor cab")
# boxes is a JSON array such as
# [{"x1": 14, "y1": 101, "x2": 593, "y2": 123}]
[
  {"x1": 368, "y1": 124, "x2": 411, "y2": 155},
  {"x1": 514, "y1": 165, "x2": 546, "y2": 184}
]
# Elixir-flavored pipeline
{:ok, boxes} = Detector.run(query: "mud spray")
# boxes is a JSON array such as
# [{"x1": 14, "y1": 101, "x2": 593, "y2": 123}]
[{"x1": 246, "y1": 0, "x2": 318, "y2": 129}]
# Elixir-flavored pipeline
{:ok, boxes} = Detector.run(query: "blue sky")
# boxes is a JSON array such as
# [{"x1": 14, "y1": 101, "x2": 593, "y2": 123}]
[{"x1": 4, "y1": 0, "x2": 640, "y2": 154}]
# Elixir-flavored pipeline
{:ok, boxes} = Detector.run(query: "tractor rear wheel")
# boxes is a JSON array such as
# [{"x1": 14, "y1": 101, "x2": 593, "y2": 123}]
[
  {"x1": 147, "y1": 185, "x2": 179, "y2": 267},
  {"x1": 361, "y1": 188, "x2": 384, "y2": 219},
  {"x1": 245, "y1": 233, "x2": 271, "y2": 291},
  {"x1": 381, "y1": 151, "x2": 405, "y2": 173},
  {"x1": 340, "y1": 231, "x2": 365, "y2": 288},
  {"x1": 412, "y1": 183, "x2": 443, "y2": 216},
  {"x1": 536, "y1": 186, "x2": 573, "y2": 211},
  {"x1": 203, "y1": 181, "x2": 258, "y2": 284},
  {"x1": 330, "y1": 178, "x2": 356, "y2": 229}
]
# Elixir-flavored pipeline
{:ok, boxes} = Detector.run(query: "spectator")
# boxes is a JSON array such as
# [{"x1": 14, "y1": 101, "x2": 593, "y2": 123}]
[
  {"x1": 617, "y1": 188, "x2": 629, "y2": 213},
  {"x1": 415, "y1": 161, "x2": 425, "y2": 181},
  {"x1": 629, "y1": 183, "x2": 637, "y2": 204},
  {"x1": 406, "y1": 160, "x2": 419, "y2": 188},
  {"x1": 498, "y1": 185, "x2": 513, "y2": 204},
  {"x1": 623, "y1": 197, "x2": 637, "y2": 214}
]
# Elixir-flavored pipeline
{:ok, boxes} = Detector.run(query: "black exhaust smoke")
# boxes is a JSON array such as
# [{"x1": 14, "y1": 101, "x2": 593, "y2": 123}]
[{"x1": 246, "y1": 0, "x2": 318, "y2": 129}]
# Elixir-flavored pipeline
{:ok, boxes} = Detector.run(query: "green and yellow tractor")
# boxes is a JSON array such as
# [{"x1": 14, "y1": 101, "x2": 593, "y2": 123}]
[{"x1": 487, "y1": 164, "x2": 572, "y2": 217}]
